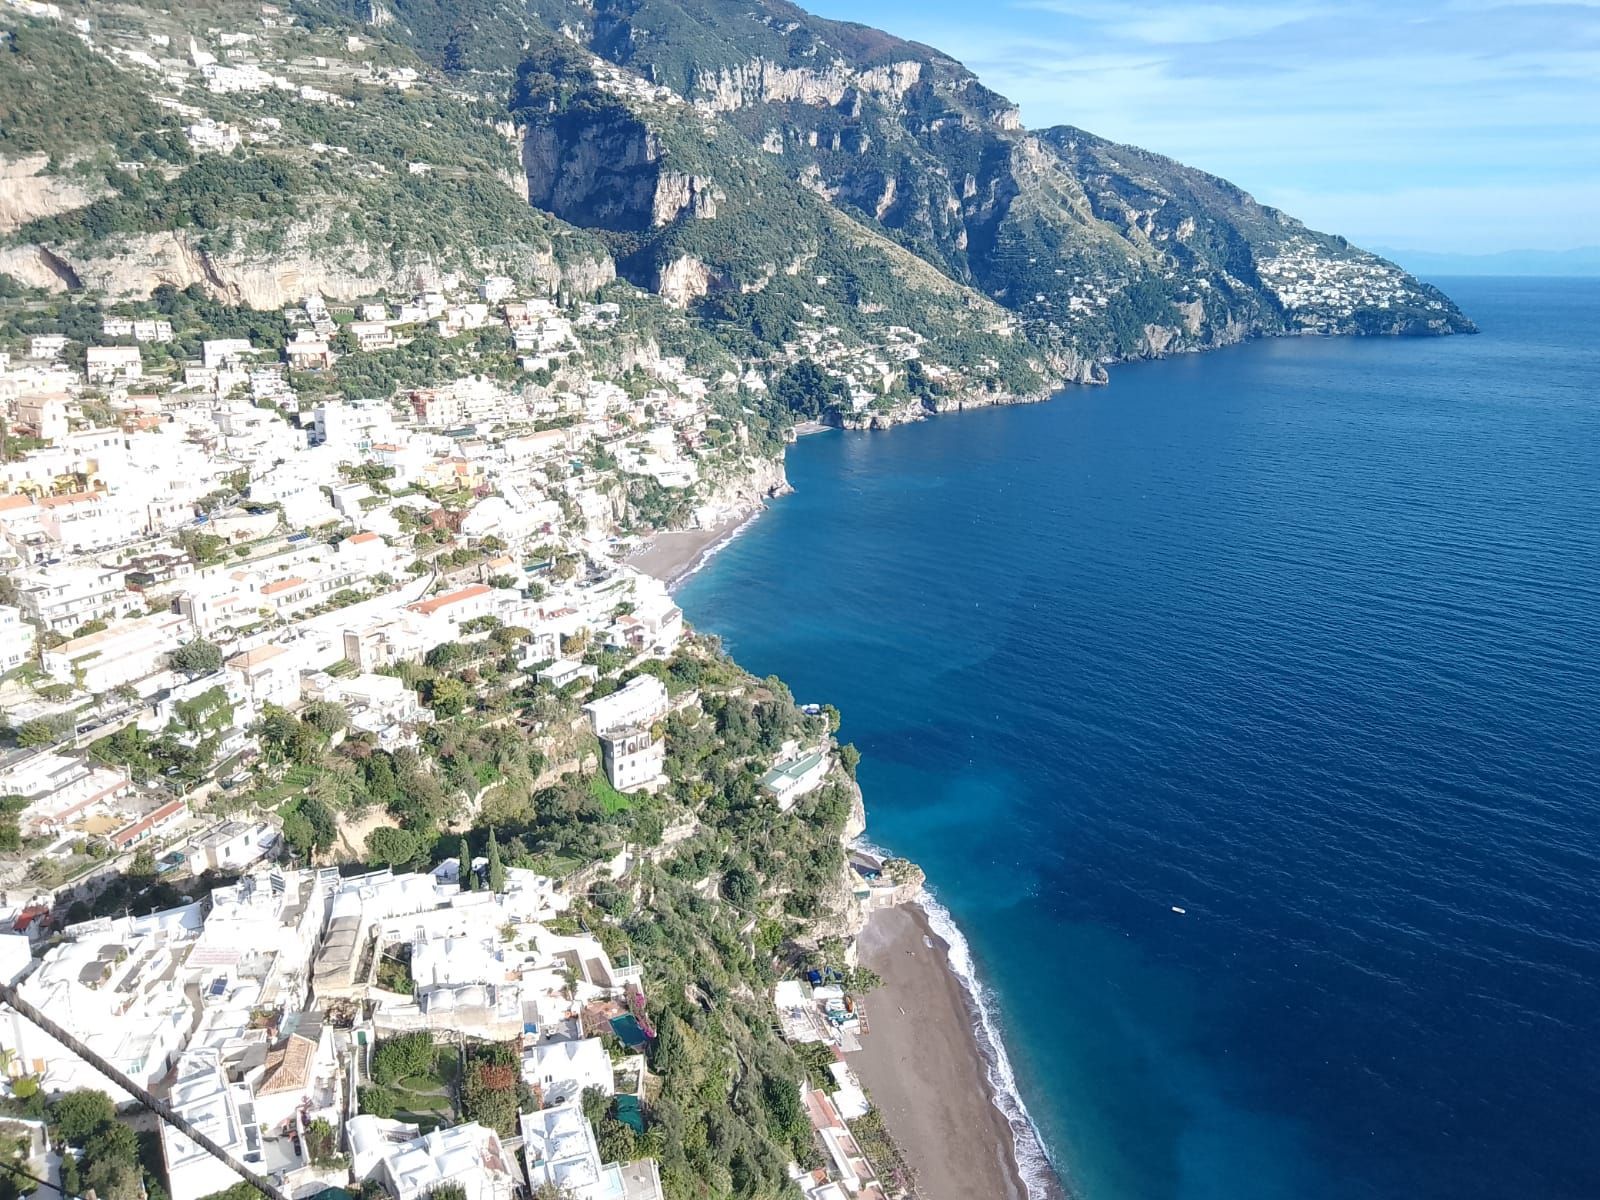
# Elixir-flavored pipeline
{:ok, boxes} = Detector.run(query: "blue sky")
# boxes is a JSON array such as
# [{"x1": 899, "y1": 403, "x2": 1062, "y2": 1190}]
[{"x1": 804, "y1": 0, "x2": 1600, "y2": 253}]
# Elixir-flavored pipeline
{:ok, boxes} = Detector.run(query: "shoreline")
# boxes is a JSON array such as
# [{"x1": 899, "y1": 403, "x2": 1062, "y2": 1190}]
[
  {"x1": 630, "y1": 423, "x2": 1062, "y2": 1198},
  {"x1": 624, "y1": 508, "x2": 762, "y2": 589},
  {"x1": 853, "y1": 902, "x2": 1067, "y2": 1200}
]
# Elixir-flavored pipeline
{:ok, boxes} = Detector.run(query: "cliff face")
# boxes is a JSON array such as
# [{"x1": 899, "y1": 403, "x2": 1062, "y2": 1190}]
[
  {"x1": 11, "y1": 222, "x2": 615, "y2": 307},
  {"x1": 519, "y1": 0, "x2": 1474, "y2": 356},
  {"x1": 0, "y1": 155, "x2": 105, "y2": 234},
  {"x1": 0, "y1": 0, "x2": 1470, "y2": 413},
  {"x1": 693, "y1": 56, "x2": 924, "y2": 113}
]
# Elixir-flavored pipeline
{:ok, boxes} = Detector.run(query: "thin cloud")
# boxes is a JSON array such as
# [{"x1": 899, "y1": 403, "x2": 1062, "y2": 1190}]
[{"x1": 807, "y1": 0, "x2": 1600, "y2": 249}]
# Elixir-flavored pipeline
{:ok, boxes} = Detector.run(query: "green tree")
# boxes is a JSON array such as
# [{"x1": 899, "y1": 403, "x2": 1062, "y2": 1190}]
[
  {"x1": 839, "y1": 743, "x2": 861, "y2": 778},
  {"x1": 486, "y1": 826, "x2": 505, "y2": 894},
  {"x1": 302, "y1": 700, "x2": 349, "y2": 734},
  {"x1": 16, "y1": 719, "x2": 58, "y2": 748},
  {"x1": 366, "y1": 826, "x2": 419, "y2": 867},
  {"x1": 170, "y1": 639, "x2": 223, "y2": 677},
  {"x1": 50, "y1": 1089, "x2": 115, "y2": 1143},
  {"x1": 427, "y1": 677, "x2": 469, "y2": 718},
  {"x1": 457, "y1": 835, "x2": 472, "y2": 890},
  {"x1": 304, "y1": 1117, "x2": 339, "y2": 1166}
]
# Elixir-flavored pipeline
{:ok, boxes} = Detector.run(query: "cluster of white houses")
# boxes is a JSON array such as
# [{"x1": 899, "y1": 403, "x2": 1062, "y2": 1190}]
[
  {"x1": 0, "y1": 861, "x2": 664, "y2": 1200},
  {"x1": 0, "y1": 261, "x2": 900, "y2": 1200}
]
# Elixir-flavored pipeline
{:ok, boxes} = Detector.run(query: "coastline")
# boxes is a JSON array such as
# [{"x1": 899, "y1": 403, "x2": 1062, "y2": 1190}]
[
  {"x1": 637, "y1": 421, "x2": 1063, "y2": 1198},
  {"x1": 624, "y1": 510, "x2": 761, "y2": 588},
  {"x1": 853, "y1": 902, "x2": 1066, "y2": 1200}
]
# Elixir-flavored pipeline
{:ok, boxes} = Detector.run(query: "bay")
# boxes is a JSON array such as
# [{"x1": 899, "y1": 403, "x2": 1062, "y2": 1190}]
[{"x1": 677, "y1": 277, "x2": 1600, "y2": 1200}]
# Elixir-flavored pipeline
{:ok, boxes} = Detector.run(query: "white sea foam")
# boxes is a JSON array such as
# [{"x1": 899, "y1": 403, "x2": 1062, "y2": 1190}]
[
  {"x1": 915, "y1": 890, "x2": 1063, "y2": 1200},
  {"x1": 667, "y1": 507, "x2": 763, "y2": 591},
  {"x1": 854, "y1": 839, "x2": 1063, "y2": 1198}
]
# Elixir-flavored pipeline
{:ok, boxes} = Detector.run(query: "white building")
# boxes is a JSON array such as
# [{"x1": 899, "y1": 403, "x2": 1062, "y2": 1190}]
[
  {"x1": 583, "y1": 675, "x2": 669, "y2": 794},
  {"x1": 523, "y1": 1036, "x2": 613, "y2": 1108},
  {"x1": 186, "y1": 868, "x2": 327, "y2": 1007},
  {"x1": 583, "y1": 675, "x2": 669, "y2": 737},
  {"x1": 86, "y1": 345, "x2": 143, "y2": 383},
  {"x1": 0, "y1": 904, "x2": 203, "y2": 1100},
  {"x1": 0, "y1": 605, "x2": 35, "y2": 672},
  {"x1": 10, "y1": 562, "x2": 139, "y2": 634},
  {"x1": 41, "y1": 611, "x2": 188, "y2": 693},
  {"x1": 521, "y1": 1103, "x2": 665, "y2": 1200},
  {"x1": 759, "y1": 749, "x2": 832, "y2": 812},
  {"x1": 347, "y1": 1119, "x2": 517, "y2": 1200},
  {"x1": 160, "y1": 1050, "x2": 258, "y2": 1200},
  {"x1": 36, "y1": 490, "x2": 144, "y2": 554},
  {"x1": 203, "y1": 338, "x2": 254, "y2": 369}
]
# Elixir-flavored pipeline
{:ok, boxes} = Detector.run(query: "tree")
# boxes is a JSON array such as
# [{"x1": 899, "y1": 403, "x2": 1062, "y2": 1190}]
[
  {"x1": 721, "y1": 865, "x2": 759, "y2": 908},
  {"x1": 458, "y1": 835, "x2": 472, "y2": 890},
  {"x1": 171, "y1": 639, "x2": 223, "y2": 677},
  {"x1": 427, "y1": 677, "x2": 469, "y2": 718},
  {"x1": 366, "y1": 826, "x2": 419, "y2": 867},
  {"x1": 129, "y1": 846, "x2": 156, "y2": 878},
  {"x1": 486, "y1": 826, "x2": 505, "y2": 894},
  {"x1": 839, "y1": 743, "x2": 861, "y2": 778},
  {"x1": 16, "y1": 719, "x2": 58, "y2": 748},
  {"x1": 304, "y1": 1117, "x2": 339, "y2": 1166},
  {"x1": 302, "y1": 700, "x2": 349, "y2": 734}
]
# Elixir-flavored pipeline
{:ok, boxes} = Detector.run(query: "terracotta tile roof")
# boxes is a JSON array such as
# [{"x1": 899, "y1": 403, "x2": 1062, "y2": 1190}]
[
  {"x1": 257, "y1": 1033, "x2": 316, "y2": 1095},
  {"x1": 228, "y1": 644, "x2": 288, "y2": 669},
  {"x1": 260, "y1": 576, "x2": 306, "y2": 596},
  {"x1": 408, "y1": 583, "x2": 491, "y2": 616},
  {"x1": 38, "y1": 492, "x2": 98, "y2": 508}
]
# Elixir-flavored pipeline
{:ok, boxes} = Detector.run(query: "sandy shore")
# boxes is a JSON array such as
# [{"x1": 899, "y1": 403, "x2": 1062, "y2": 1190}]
[
  {"x1": 853, "y1": 904, "x2": 1055, "y2": 1200},
  {"x1": 624, "y1": 512, "x2": 753, "y2": 586}
]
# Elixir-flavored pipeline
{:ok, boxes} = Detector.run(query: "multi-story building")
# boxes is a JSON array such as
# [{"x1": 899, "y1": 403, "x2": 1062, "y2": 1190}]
[
  {"x1": 85, "y1": 345, "x2": 143, "y2": 384},
  {"x1": 41, "y1": 611, "x2": 188, "y2": 692},
  {"x1": 12, "y1": 563, "x2": 139, "y2": 633},
  {"x1": 0, "y1": 605, "x2": 36, "y2": 672}
]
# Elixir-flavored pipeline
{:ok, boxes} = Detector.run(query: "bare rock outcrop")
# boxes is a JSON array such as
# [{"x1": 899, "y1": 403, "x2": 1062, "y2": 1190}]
[
  {"x1": 695, "y1": 57, "x2": 924, "y2": 113},
  {"x1": 0, "y1": 155, "x2": 104, "y2": 234}
]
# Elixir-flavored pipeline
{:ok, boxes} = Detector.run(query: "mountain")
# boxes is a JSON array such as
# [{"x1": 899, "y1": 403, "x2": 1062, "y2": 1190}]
[
  {"x1": 0, "y1": 0, "x2": 1473, "y2": 415},
  {"x1": 1371, "y1": 245, "x2": 1600, "y2": 278}
]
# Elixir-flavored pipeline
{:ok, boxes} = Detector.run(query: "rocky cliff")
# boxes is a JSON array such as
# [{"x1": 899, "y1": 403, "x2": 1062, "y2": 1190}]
[{"x1": 0, "y1": 0, "x2": 1471, "y2": 418}]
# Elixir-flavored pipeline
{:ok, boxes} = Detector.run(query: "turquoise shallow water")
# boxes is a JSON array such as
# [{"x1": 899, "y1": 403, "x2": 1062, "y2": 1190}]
[{"x1": 677, "y1": 278, "x2": 1600, "y2": 1200}]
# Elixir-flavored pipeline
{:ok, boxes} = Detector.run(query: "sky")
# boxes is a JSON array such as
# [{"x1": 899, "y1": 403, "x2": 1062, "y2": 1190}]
[{"x1": 803, "y1": 0, "x2": 1600, "y2": 254}]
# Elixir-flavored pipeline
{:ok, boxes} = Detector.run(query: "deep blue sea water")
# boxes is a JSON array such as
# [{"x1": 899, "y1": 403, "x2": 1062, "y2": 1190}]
[{"x1": 677, "y1": 277, "x2": 1600, "y2": 1200}]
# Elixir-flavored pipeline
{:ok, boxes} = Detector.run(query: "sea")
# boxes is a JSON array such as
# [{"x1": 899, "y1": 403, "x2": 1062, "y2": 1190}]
[{"x1": 676, "y1": 277, "x2": 1600, "y2": 1200}]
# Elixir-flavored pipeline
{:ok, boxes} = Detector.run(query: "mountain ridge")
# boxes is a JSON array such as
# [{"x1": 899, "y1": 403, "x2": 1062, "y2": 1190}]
[{"x1": 0, "y1": 0, "x2": 1473, "y2": 424}]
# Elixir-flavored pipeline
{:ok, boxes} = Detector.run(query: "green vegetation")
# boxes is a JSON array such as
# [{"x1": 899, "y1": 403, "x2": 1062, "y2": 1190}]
[
  {"x1": 48, "y1": 1089, "x2": 154, "y2": 1200},
  {"x1": 365, "y1": 1032, "x2": 459, "y2": 1129},
  {"x1": 458, "y1": 1040, "x2": 529, "y2": 1137},
  {"x1": 0, "y1": 20, "x2": 190, "y2": 159}
]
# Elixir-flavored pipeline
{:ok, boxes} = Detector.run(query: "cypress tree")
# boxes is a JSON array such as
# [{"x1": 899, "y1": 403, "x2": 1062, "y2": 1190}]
[
  {"x1": 487, "y1": 826, "x2": 505, "y2": 894},
  {"x1": 458, "y1": 835, "x2": 472, "y2": 891}
]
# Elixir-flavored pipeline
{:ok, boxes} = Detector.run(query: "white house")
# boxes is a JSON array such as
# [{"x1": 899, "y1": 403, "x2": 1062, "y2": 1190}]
[
  {"x1": 85, "y1": 345, "x2": 142, "y2": 383},
  {"x1": 41, "y1": 611, "x2": 188, "y2": 693},
  {"x1": 523, "y1": 1036, "x2": 613, "y2": 1108},
  {"x1": 0, "y1": 903, "x2": 203, "y2": 1101},
  {"x1": 759, "y1": 749, "x2": 832, "y2": 812},
  {"x1": 583, "y1": 675, "x2": 669, "y2": 794},
  {"x1": 347, "y1": 1119, "x2": 516, "y2": 1200},
  {"x1": 0, "y1": 605, "x2": 36, "y2": 672},
  {"x1": 202, "y1": 338, "x2": 254, "y2": 369},
  {"x1": 159, "y1": 1050, "x2": 258, "y2": 1200},
  {"x1": 583, "y1": 675, "x2": 668, "y2": 737}
]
